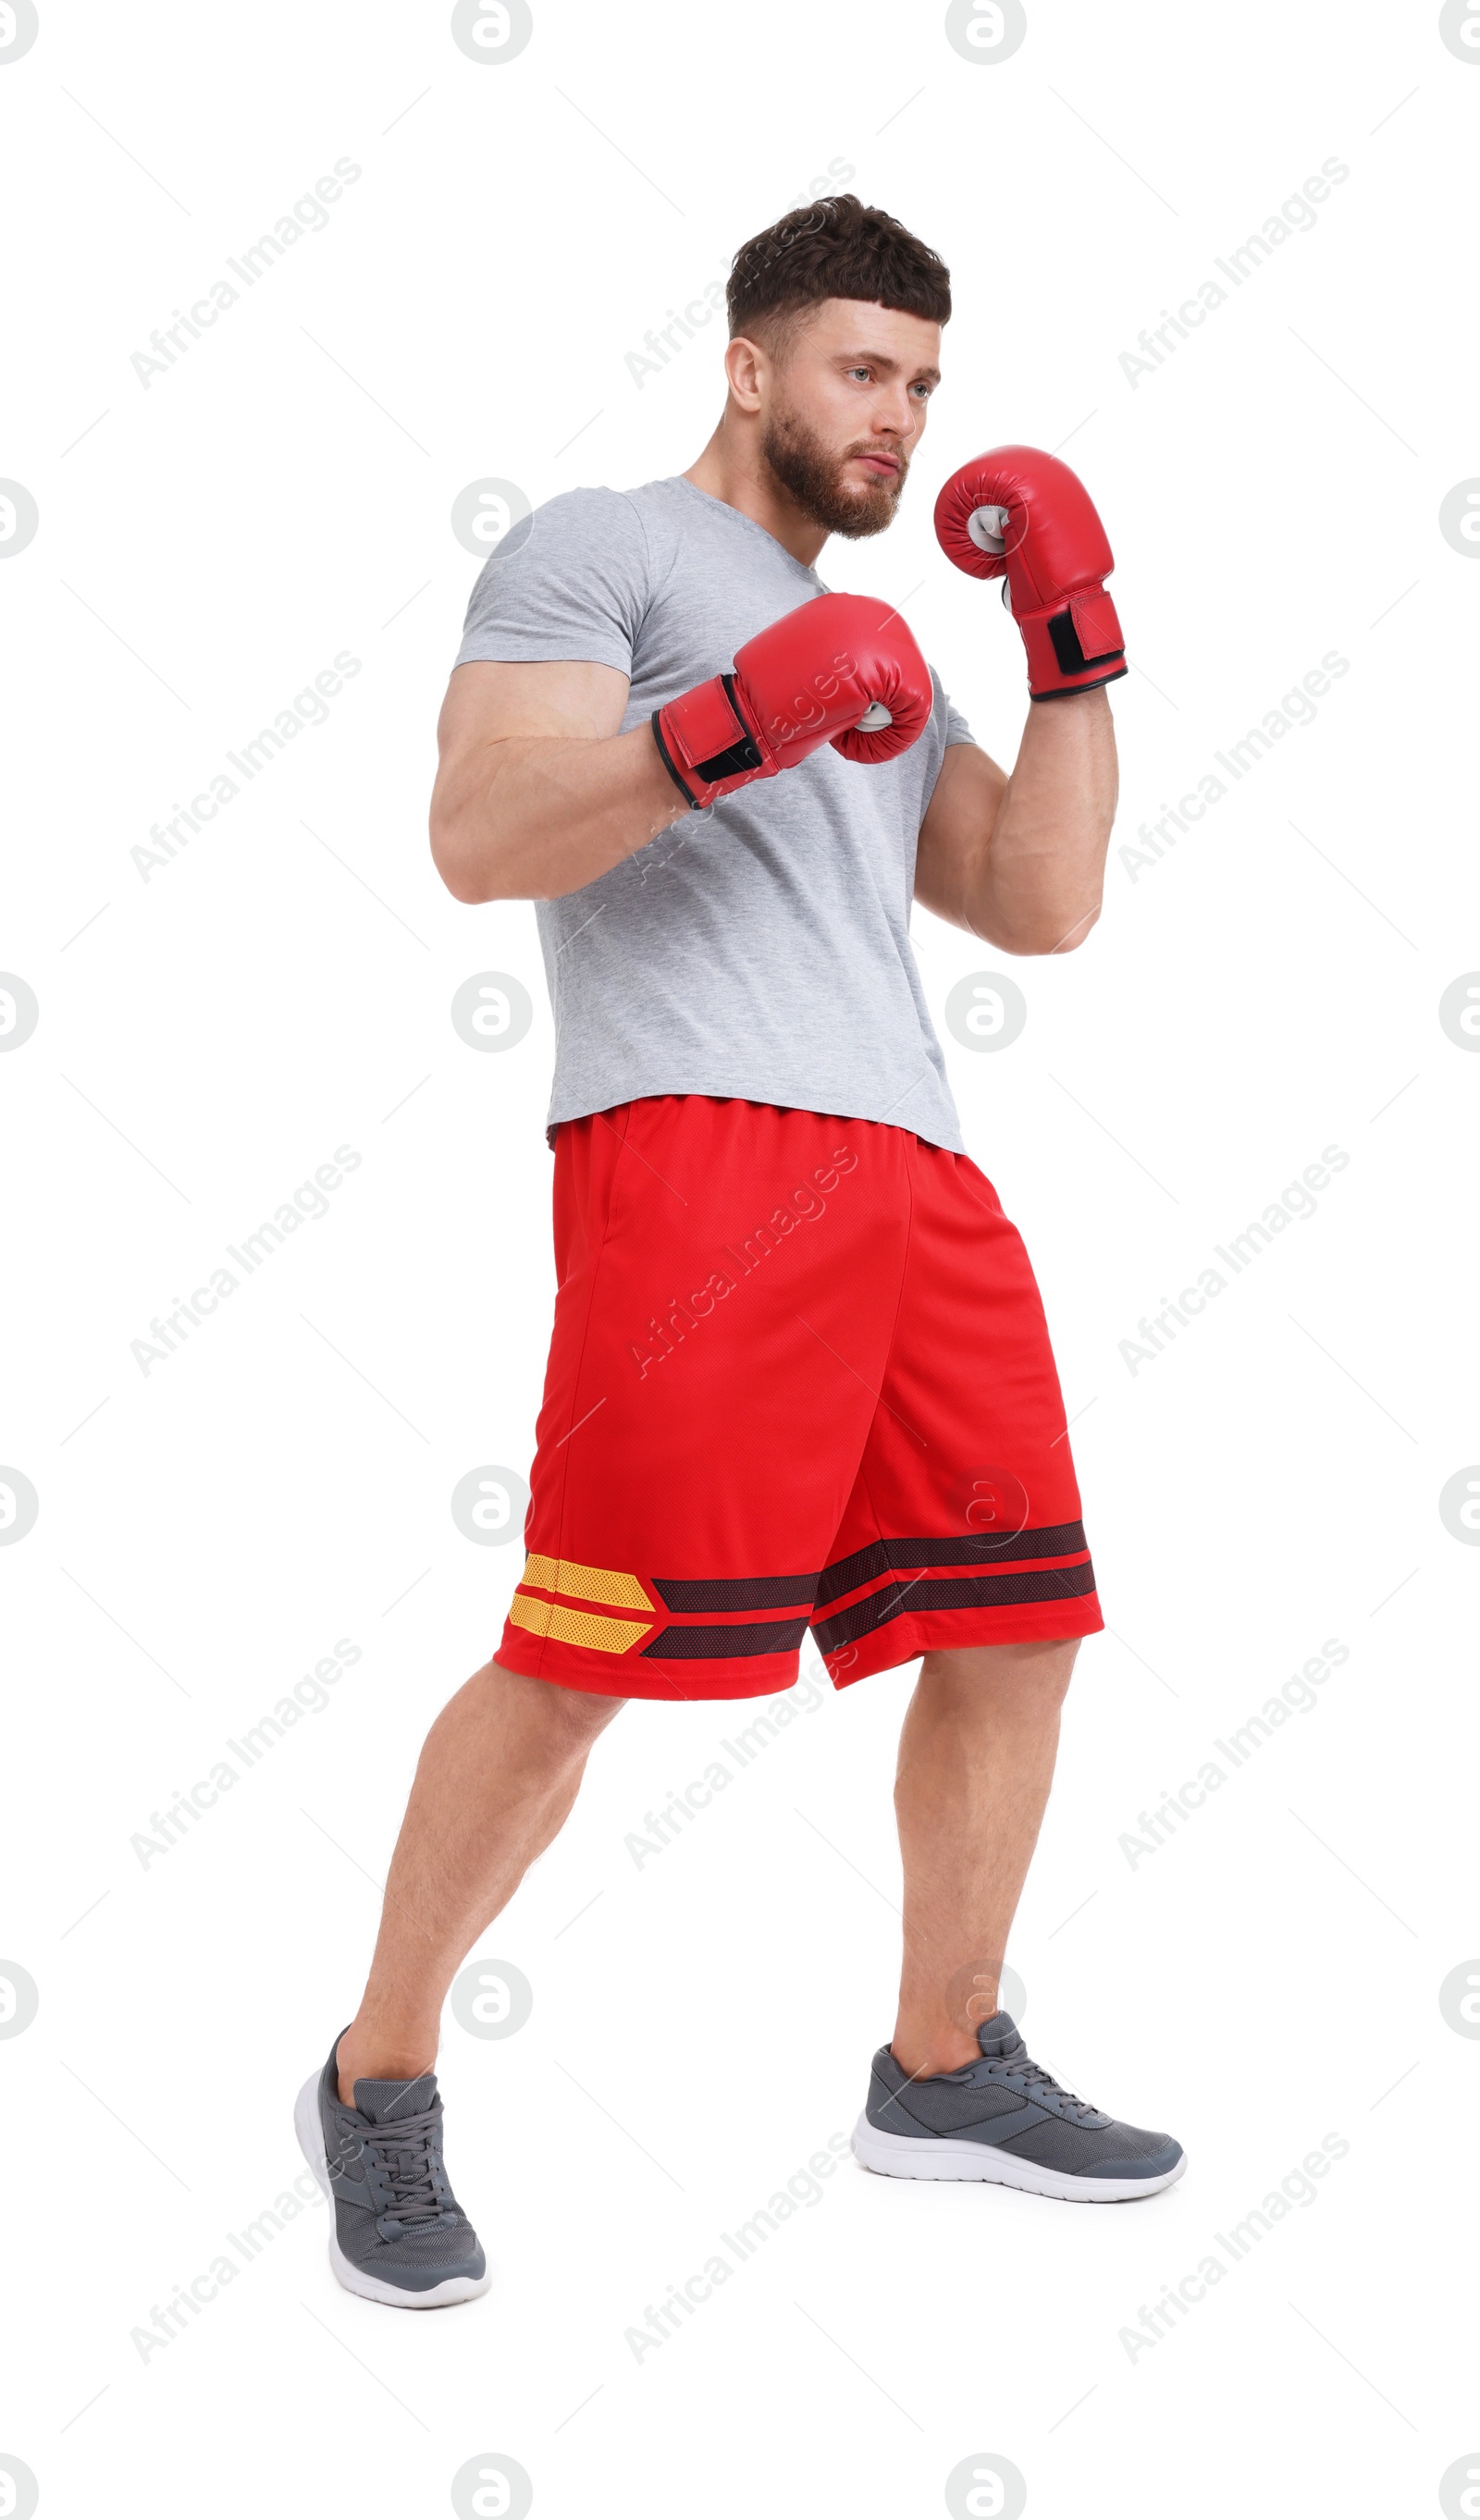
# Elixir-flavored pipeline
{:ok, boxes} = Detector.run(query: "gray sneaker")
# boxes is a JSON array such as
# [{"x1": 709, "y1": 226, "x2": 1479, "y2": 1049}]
[
  {"x1": 853, "y1": 2010, "x2": 1185, "y2": 2202},
  {"x1": 295, "y1": 2030, "x2": 491, "y2": 2305}
]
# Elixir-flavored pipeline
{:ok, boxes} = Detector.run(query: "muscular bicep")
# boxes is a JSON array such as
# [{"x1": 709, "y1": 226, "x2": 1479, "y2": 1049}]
[
  {"x1": 913, "y1": 740, "x2": 1008, "y2": 932},
  {"x1": 430, "y1": 658, "x2": 633, "y2": 890},
  {"x1": 436, "y1": 658, "x2": 631, "y2": 781}
]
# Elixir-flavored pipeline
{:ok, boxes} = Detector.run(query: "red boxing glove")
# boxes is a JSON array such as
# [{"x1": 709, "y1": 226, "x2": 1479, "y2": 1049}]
[
  {"x1": 652, "y1": 591, "x2": 931, "y2": 809},
  {"x1": 934, "y1": 447, "x2": 1127, "y2": 699}
]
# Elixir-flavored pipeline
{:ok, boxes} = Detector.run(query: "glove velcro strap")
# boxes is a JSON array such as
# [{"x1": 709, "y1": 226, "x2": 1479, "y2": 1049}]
[
  {"x1": 1069, "y1": 584, "x2": 1123, "y2": 660},
  {"x1": 1045, "y1": 585, "x2": 1124, "y2": 678},
  {"x1": 663, "y1": 675, "x2": 764, "y2": 783},
  {"x1": 650, "y1": 711, "x2": 702, "y2": 805}
]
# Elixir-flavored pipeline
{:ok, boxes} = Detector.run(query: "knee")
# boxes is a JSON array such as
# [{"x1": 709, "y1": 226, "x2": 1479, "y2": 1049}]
[
  {"x1": 519, "y1": 1669, "x2": 626, "y2": 1768},
  {"x1": 464, "y1": 1660, "x2": 625, "y2": 1785},
  {"x1": 550, "y1": 1683, "x2": 626, "y2": 1756},
  {"x1": 919, "y1": 1637, "x2": 1080, "y2": 1713}
]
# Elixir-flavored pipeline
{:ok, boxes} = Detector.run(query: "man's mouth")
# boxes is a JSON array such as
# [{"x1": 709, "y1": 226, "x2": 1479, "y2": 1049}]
[{"x1": 854, "y1": 453, "x2": 902, "y2": 479}]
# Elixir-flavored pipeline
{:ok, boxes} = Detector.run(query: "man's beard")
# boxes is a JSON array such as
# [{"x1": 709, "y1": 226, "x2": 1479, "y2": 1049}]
[{"x1": 760, "y1": 405, "x2": 906, "y2": 539}]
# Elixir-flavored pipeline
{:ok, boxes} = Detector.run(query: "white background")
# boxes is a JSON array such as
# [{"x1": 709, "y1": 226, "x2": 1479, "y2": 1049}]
[{"x1": 3, "y1": 1, "x2": 1478, "y2": 2514}]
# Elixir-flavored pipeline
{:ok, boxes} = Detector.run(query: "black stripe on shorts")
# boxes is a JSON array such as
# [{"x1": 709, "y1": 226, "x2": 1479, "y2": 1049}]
[
  {"x1": 814, "y1": 1524, "x2": 1089, "y2": 1609},
  {"x1": 652, "y1": 1572, "x2": 820, "y2": 1613},
  {"x1": 811, "y1": 1562, "x2": 1097, "y2": 1655},
  {"x1": 642, "y1": 1616, "x2": 812, "y2": 1661}
]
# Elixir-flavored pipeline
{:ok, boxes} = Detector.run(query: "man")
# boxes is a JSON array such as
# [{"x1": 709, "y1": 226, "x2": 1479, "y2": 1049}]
[{"x1": 295, "y1": 194, "x2": 1184, "y2": 2309}]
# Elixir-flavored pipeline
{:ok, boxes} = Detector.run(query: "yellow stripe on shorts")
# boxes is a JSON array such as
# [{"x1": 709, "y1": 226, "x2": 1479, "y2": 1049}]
[
  {"x1": 509, "y1": 1590, "x2": 654, "y2": 1655},
  {"x1": 521, "y1": 1553, "x2": 653, "y2": 1611}
]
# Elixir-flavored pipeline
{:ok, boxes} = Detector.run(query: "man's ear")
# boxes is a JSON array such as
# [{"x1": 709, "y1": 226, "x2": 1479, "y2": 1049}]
[{"x1": 723, "y1": 334, "x2": 767, "y2": 414}]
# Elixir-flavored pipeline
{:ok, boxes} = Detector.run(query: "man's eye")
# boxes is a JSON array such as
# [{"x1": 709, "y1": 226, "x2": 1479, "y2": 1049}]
[{"x1": 848, "y1": 367, "x2": 871, "y2": 381}]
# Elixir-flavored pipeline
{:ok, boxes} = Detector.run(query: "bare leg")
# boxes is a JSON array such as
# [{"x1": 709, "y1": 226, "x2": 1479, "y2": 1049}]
[
  {"x1": 336, "y1": 1660, "x2": 623, "y2": 2101},
  {"x1": 891, "y1": 1637, "x2": 1079, "y2": 2077}
]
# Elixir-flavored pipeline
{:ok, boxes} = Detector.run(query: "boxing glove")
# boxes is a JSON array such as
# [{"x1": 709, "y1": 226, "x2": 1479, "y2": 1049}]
[
  {"x1": 934, "y1": 447, "x2": 1127, "y2": 699},
  {"x1": 652, "y1": 591, "x2": 931, "y2": 809}
]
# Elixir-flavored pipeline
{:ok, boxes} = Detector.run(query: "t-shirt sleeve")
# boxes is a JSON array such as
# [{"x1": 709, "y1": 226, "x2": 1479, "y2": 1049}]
[
  {"x1": 943, "y1": 690, "x2": 974, "y2": 747},
  {"x1": 916, "y1": 673, "x2": 978, "y2": 819},
  {"x1": 453, "y1": 486, "x2": 650, "y2": 676}
]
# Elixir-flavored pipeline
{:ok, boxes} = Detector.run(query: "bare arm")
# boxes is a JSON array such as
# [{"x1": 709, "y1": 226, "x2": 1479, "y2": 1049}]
[
  {"x1": 913, "y1": 685, "x2": 1118, "y2": 953},
  {"x1": 429, "y1": 659, "x2": 689, "y2": 904}
]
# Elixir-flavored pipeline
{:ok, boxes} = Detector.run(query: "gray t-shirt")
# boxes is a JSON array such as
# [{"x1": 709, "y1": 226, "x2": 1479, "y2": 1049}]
[{"x1": 453, "y1": 473, "x2": 974, "y2": 1151}]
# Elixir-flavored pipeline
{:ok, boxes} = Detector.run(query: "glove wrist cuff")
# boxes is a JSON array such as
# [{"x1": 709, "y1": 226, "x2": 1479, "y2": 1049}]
[
  {"x1": 653, "y1": 674, "x2": 770, "y2": 808},
  {"x1": 1018, "y1": 584, "x2": 1126, "y2": 697}
]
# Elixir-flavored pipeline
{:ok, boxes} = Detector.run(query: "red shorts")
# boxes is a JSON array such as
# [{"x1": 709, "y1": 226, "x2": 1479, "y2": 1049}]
[{"x1": 498, "y1": 1097, "x2": 1102, "y2": 1701}]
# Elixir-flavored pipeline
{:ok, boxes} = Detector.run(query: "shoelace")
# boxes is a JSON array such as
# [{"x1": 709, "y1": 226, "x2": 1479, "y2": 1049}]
[
  {"x1": 356, "y1": 2104, "x2": 447, "y2": 2221},
  {"x1": 983, "y1": 2043, "x2": 1103, "y2": 2123}
]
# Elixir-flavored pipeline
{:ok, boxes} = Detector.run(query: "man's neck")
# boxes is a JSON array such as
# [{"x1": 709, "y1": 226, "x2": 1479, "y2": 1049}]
[{"x1": 683, "y1": 419, "x2": 828, "y2": 569}]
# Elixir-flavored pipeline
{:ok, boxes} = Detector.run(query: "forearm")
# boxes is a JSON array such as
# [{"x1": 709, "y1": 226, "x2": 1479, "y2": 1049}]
[
  {"x1": 930, "y1": 443, "x2": 1127, "y2": 951},
  {"x1": 968, "y1": 688, "x2": 1117, "y2": 953},
  {"x1": 431, "y1": 722, "x2": 687, "y2": 904}
]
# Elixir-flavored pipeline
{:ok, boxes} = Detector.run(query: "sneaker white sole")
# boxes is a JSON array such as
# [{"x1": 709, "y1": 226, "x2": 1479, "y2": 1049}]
[
  {"x1": 293, "y1": 2072, "x2": 493, "y2": 2306},
  {"x1": 851, "y1": 2110, "x2": 1186, "y2": 2203}
]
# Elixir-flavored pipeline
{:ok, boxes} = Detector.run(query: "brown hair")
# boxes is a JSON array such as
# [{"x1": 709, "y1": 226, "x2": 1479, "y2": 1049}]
[{"x1": 726, "y1": 193, "x2": 951, "y2": 350}]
